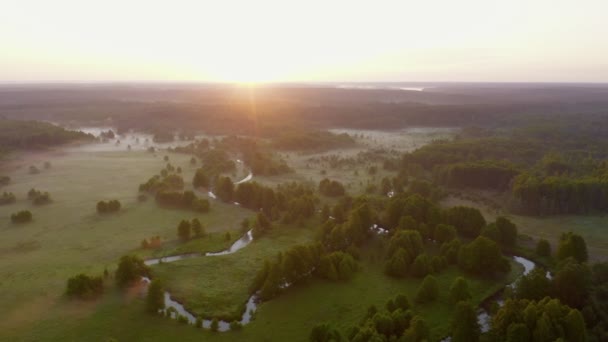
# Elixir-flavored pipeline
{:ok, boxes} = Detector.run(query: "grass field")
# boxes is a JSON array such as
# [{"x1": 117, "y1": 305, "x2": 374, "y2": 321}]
[
  {"x1": 0, "y1": 146, "x2": 253, "y2": 339},
  {"x1": 7, "y1": 242, "x2": 522, "y2": 342},
  {"x1": 152, "y1": 226, "x2": 315, "y2": 320},
  {"x1": 256, "y1": 127, "x2": 456, "y2": 195}
]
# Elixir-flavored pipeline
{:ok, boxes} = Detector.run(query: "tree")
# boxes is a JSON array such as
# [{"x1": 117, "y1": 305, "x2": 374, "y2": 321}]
[
  {"x1": 215, "y1": 176, "x2": 234, "y2": 202},
  {"x1": 514, "y1": 267, "x2": 551, "y2": 301},
  {"x1": 177, "y1": 220, "x2": 191, "y2": 241},
  {"x1": 449, "y1": 277, "x2": 472, "y2": 303},
  {"x1": 495, "y1": 216, "x2": 518, "y2": 247},
  {"x1": 385, "y1": 248, "x2": 410, "y2": 278},
  {"x1": 458, "y1": 236, "x2": 510, "y2": 276},
  {"x1": 402, "y1": 316, "x2": 430, "y2": 341},
  {"x1": 536, "y1": 239, "x2": 551, "y2": 257},
  {"x1": 115, "y1": 255, "x2": 149, "y2": 287},
  {"x1": 394, "y1": 294, "x2": 410, "y2": 311},
  {"x1": 66, "y1": 273, "x2": 103, "y2": 299},
  {"x1": 10, "y1": 210, "x2": 32, "y2": 223},
  {"x1": 564, "y1": 309, "x2": 587, "y2": 342},
  {"x1": 192, "y1": 169, "x2": 209, "y2": 188},
  {"x1": 146, "y1": 280, "x2": 164, "y2": 314},
  {"x1": 451, "y1": 301, "x2": 480, "y2": 342},
  {"x1": 411, "y1": 254, "x2": 433, "y2": 278},
  {"x1": 491, "y1": 297, "x2": 587, "y2": 341},
  {"x1": 553, "y1": 259, "x2": 591, "y2": 308},
  {"x1": 191, "y1": 218, "x2": 205, "y2": 237},
  {"x1": 434, "y1": 224, "x2": 457, "y2": 243},
  {"x1": 557, "y1": 232, "x2": 588, "y2": 263},
  {"x1": 210, "y1": 318, "x2": 219, "y2": 332},
  {"x1": 444, "y1": 206, "x2": 486, "y2": 238},
  {"x1": 310, "y1": 323, "x2": 343, "y2": 342},
  {"x1": 415, "y1": 275, "x2": 439, "y2": 304}
]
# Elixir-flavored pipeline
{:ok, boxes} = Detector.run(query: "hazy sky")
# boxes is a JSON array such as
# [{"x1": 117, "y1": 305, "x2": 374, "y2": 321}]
[{"x1": 1, "y1": 0, "x2": 607, "y2": 83}]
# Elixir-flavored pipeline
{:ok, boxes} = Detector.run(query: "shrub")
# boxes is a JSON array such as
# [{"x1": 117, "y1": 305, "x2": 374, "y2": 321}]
[
  {"x1": 66, "y1": 274, "x2": 103, "y2": 299},
  {"x1": 97, "y1": 200, "x2": 121, "y2": 214},
  {"x1": 11, "y1": 210, "x2": 32, "y2": 223}
]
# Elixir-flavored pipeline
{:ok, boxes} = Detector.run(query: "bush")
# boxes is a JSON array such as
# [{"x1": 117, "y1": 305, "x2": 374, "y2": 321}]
[
  {"x1": 210, "y1": 318, "x2": 219, "y2": 332},
  {"x1": 66, "y1": 274, "x2": 103, "y2": 299},
  {"x1": 229, "y1": 321, "x2": 242, "y2": 331},
  {"x1": 11, "y1": 210, "x2": 32, "y2": 223},
  {"x1": 97, "y1": 200, "x2": 121, "y2": 214}
]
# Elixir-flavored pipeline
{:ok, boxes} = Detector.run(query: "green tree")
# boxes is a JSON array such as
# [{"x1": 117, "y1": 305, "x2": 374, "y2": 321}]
[
  {"x1": 514, "y1": 267, "x2": 551, "y2": 301},
  {"x1": 309, "y1": 323, "x2": 343, "y2": 341},
  {"x1": 451, "y1": 301, "x2": 480, "y2": 342},
  {"x1": 458, "y1": 236, "x2": 510, "y2": 276},
  {"x1": 115, "y1": 255, "x2": 149, "y2": 288},
  {"x1": 177, "y1": 220, "x2": 191, "y2": 240},
  {"x1": 434, "y1": 224, "x2": 457, "y2": 243},
  {"x1": 536, "y1": 239, "x2": 551, "y2": 257},
  {"x1": 444, "y1": 206, "x2": 486, "y2": 238},
  {"x1": 415, "y1": 275, "x2": 439, "y2": 304},
  {"x1": 191, "y1": 218, "x2": 205, "y2": 237},
  {"x1": 564, "y1": 309, "x2": 587, "y2": 342},
  {"x1": 449, "y1": 277, "x2": 472, "y2": 303},
  {"x1": 557, "y1": 232, "x2": 588, "y2": 263},
  {"x1": 210, "y1": 318, "x2": 219, "y2": 332},
  {"x1": 402, "y1": 316, "x2": 430, "y2": 341},
  {"x1": 411, "y1": 254, "x2": 433, "y2": 278},
  {"x1": 146, "y1": 280, "x2": 164, "y2": 314}
]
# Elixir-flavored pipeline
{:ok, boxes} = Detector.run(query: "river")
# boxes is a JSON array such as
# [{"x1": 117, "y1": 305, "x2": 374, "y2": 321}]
[{"x1": 141, "y1": 229, "x2": 257, "y2": 331}]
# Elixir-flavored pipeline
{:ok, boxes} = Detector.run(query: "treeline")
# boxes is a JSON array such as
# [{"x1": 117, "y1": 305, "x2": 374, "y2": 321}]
[
  {"x1": 216, "y1": 179, "x2": 316, "y2": 225},
  {"x1": 96, "y1": 200, "x2": 121, "y2": 214},
  {"x1": 27, "y1": 188, "x2": 52, "y2": 205},
  {"x1": 0, "y1": 191, "x2": 16, "y2": 205},
  {"x1": 512, "y1": 173, "x2": 608, "y2": 215},
  {"x1": 218, "y1": 136, "x2": 291, "y2": 176},
  {"x1": 250, "y1": 243, "x2": 361, "y2": 301},
  {"x1": 403, "y1": 122, "x2": 608, "y2": 215},
  {"x1": 318, "y1": 178, "x2": 346, "y2": 197},
  {"x1": 0, "y1": 119, "x2": 93, "y2": 149},
  {"x1": 435, "y1": 161, "x2": 519, "y2": 190},
  {"x1": 271, "y1": 129, "x2": 355, "y2": 151},
  {"x1": 155, "y1": 190, "x2": 210, "y2": 213}
]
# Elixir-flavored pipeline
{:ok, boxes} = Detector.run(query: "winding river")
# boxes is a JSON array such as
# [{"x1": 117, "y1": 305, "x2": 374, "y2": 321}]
[{"x1": 141, "y1": 229, "x2": 257, "y2": 331}]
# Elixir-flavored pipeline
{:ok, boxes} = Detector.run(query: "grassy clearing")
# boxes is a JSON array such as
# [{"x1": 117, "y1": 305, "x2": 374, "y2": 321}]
[
  {"x1": 255, "y1": 128, "x2": 456, "y2": 195},
  {"x1": 0, "y1": 147, "x2": 253, "y2": 339},
  {"x1": 441, "y1": 195, "x2": 608, "y2": 261},
  {"x1": 152, "y1": 225, "x2": 315, "y2": 320}
]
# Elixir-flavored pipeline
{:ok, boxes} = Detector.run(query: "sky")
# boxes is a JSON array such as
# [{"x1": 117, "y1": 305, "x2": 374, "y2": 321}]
[{"x1": 1, "y1": 0, "x2": 607, "y2": 83}]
